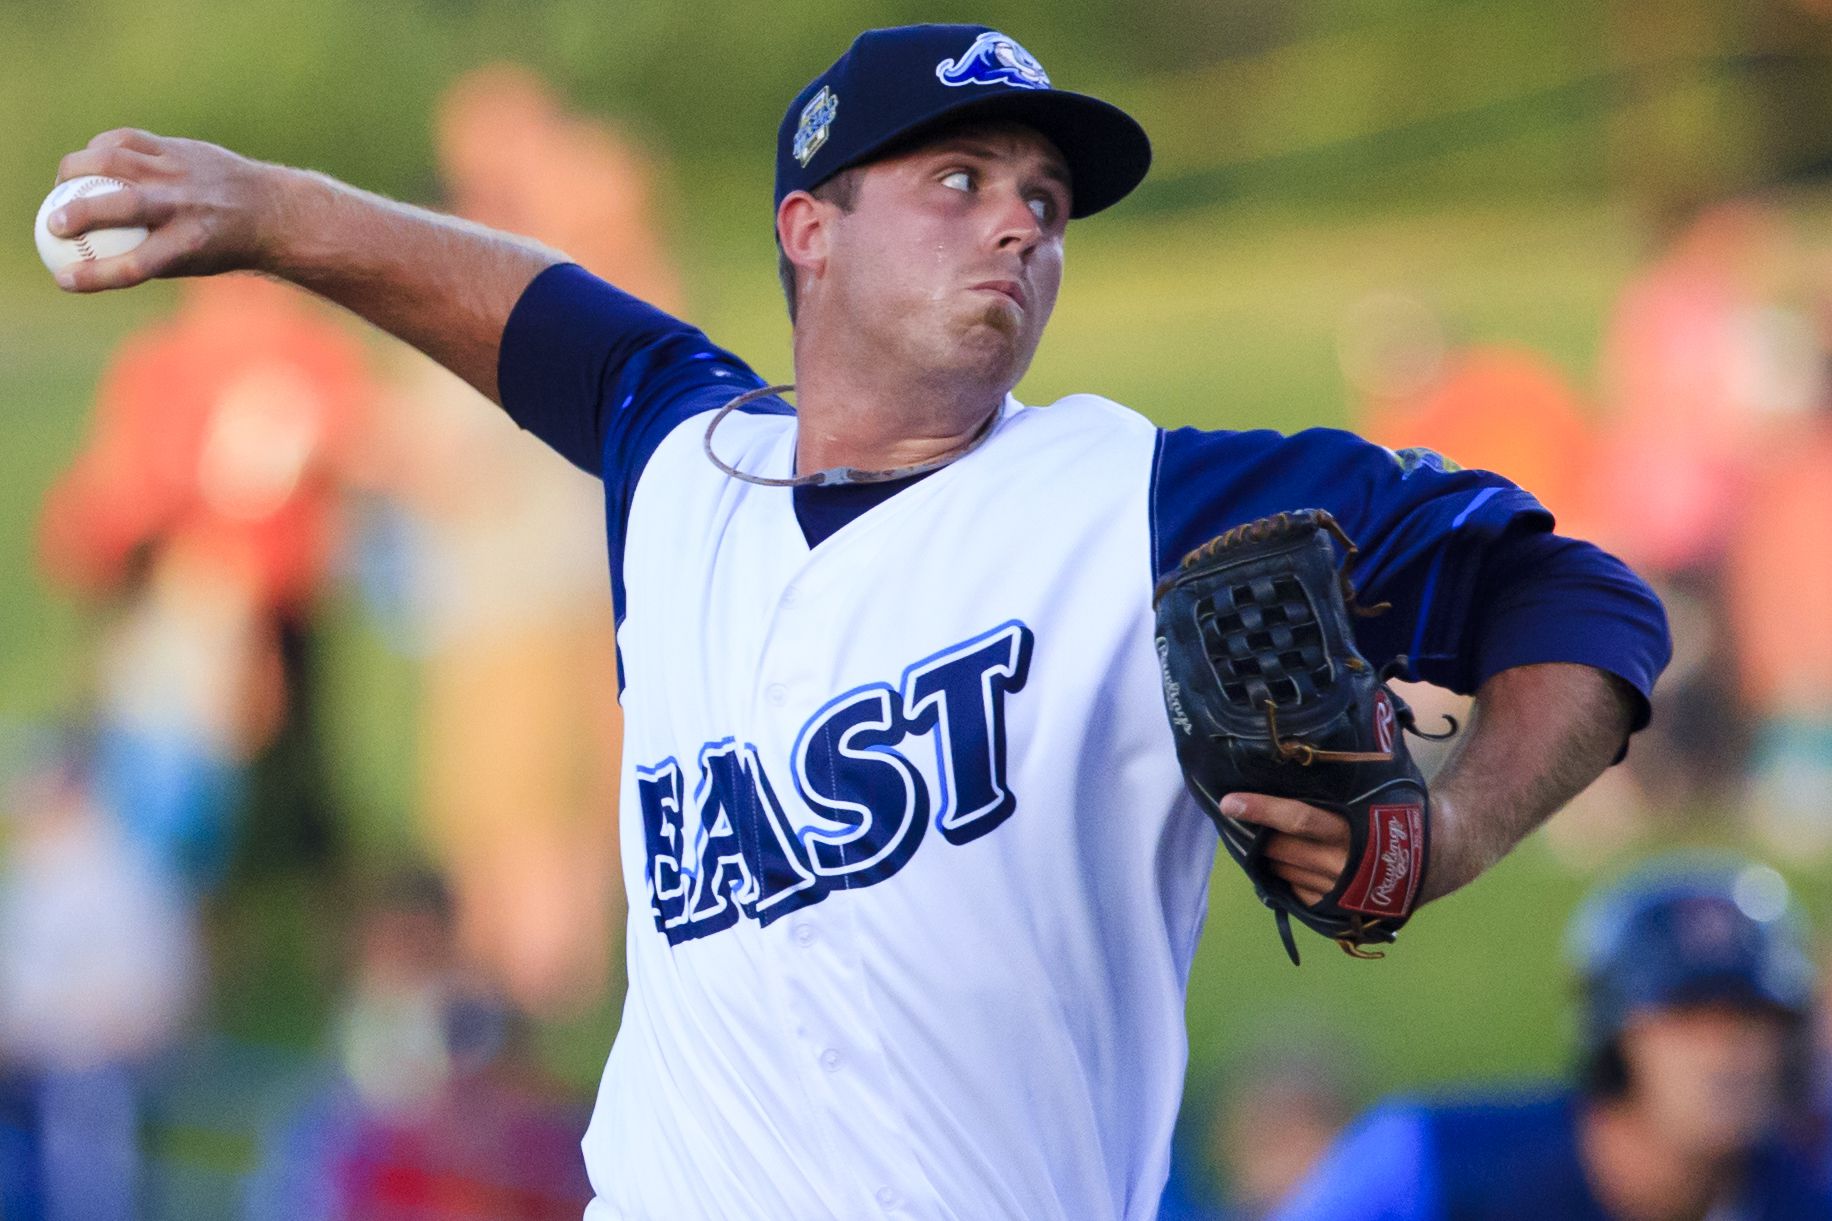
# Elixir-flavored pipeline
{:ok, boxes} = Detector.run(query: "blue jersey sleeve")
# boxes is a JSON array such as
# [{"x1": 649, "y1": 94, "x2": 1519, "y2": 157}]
[
  {"x1": 495, "y1": 263, "x2": 786, "y2": 622},
  {"x1": 1149, "y1": 428, "x2": 1669, "y2": 729},
  {"x1": 1468, "y1": 532, "x2": 1669, "y2": 735},
  {"x1": 1270, "y1": 1102, "x2": 1440, "y2": 1221},
  {"x1": 1152, "y1": 428, "x2": 1552, "y2": 690},
  {"x1": 496, "y1": 262, "x2": 770, "y2": 476}
]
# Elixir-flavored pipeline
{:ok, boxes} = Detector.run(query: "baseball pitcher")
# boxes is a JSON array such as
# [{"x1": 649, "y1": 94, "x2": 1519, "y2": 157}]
[{"x1": 45, "y1": 24, "x2": 1670, "y2": 1219}]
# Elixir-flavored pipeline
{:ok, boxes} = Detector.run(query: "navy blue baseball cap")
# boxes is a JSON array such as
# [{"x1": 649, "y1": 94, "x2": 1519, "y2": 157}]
[{"x1": 775, "y1": 24, "x2": 1152, "y2": 220}]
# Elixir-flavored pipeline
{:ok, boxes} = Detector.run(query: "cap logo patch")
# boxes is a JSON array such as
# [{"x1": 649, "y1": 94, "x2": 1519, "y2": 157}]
[
  {"x1": 935, "y1": 31, "x2": 1051, "y2": 90},
  {"x1": 793, "y1": 86, "x2": 839, "y2": 167}
]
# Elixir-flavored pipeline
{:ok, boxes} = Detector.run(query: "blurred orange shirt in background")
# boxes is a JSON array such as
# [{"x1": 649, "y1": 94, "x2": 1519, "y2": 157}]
[
  {"x1": 1588, "y1": 203, "x2": 1798, "y2": 574},
  {"x1": 1728, "y1": 416, "x2": 1832, "y2": 716},
  {"x1": 39, "y1": 276, "x2": 372, "y2": 615},
  {"x1": 1362, "y1": 344, "x2": 1599, "y2": 534}
]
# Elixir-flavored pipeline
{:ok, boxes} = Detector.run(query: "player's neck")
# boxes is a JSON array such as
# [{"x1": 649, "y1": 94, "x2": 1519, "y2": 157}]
[
  {"x1": 789, "y1": 350, "x2": 1006, "y2": 476},
  {"x1": 1579, "y1": 1098, "x2": 1743, "y2": 1221}
]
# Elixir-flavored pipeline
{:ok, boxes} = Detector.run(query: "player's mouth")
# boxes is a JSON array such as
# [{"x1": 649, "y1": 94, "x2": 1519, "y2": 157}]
[{"x1": 971, "y1": 279, "x2": 1027, "y2": 310}]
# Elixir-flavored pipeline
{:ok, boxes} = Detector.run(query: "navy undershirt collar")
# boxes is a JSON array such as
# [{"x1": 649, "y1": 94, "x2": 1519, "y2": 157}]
[{"x1": 792, "y1": 471, "x2": 935, "y2": 548}]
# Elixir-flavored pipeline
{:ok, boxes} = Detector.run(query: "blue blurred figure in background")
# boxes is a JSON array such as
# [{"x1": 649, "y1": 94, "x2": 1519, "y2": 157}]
[
  {"x1": 0, "y1": 731, "x2": 203, "y2": 1221},
  {"x1": 1276, "y1": 855, "x2": 1829, "y2": 1220},
  {"x1": 1161, "y1": 1047, "x2": 1354, "y2": 1219},
  {"x1": 243, "y1": 867, "x2": 592, "y2": 1220}
]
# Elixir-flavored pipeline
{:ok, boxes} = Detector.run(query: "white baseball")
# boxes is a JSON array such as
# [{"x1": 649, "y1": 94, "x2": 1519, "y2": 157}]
[{"x1": 35, "y1": 175, "x2": 149, "y2": 276}]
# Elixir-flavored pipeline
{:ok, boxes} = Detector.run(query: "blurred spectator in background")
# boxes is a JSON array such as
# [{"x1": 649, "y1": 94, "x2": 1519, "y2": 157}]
[
  {"x1": 37, "y1": 275, "x2": 374, "y2": 890},
  {"x1": 244, "y1": 867, "x2": 592, "y2": 1220},
  {"x1": 1816, "y1": 939, "x2": 1832, "y2": 1187},
  {"x1": 1343, "y1": 291, "x2": 1601, "y2": 536},
  {"x1": 1592, "y1": 202, "x2": 1816, "y2": 579},
  {"x1": 1588, "y1": 201, "x2": 1823, "y2": 813},
  {"x1": 351, "y1": 64, "x2": 681, "y2": 1015},
  {"x1": 1275, "y1": 855, "x2": 1827, "y2": 1220},
  {"x1": 433, "y1": 63, "x2": 683, "y2": 313},
  {"x1": 0, "y1": 736, "x2": 202, "y2": 1221},
  {"x1": 1724, "y1": 291, "x2": 1832, "y2": 861},
  {"x1": 1161, "y1": 1046, "x2": 1355, "y2": 1220}
]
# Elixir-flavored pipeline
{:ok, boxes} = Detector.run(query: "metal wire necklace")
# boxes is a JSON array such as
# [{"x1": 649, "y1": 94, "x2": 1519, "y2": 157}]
[{"x1": 702, "y1": 383, "x2": 1003, "y2": 488}]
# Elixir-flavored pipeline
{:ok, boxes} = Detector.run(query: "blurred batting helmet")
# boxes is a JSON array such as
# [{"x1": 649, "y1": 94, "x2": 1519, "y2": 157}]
[{"x1": 1566, "y1": 855, "x2": 1818, "y2": 1095}]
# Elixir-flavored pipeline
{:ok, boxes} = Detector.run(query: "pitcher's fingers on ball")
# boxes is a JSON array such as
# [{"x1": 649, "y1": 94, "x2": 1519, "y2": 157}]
[
  {"x1": 56, "y1": 222, "x2": 195, "y2": 293},
  {"x1": 47, "y1": 182, "x2": 165, "y2": 241},
  {"x1": 86, "y1": 127, "x2": 165, "y2": 155},
  {"x1": 1220, "y1": 792, "x2": 1351, "y2": 847},
  {"x1": 55, "y1": 146, "x2": 161, "y2": 191}
]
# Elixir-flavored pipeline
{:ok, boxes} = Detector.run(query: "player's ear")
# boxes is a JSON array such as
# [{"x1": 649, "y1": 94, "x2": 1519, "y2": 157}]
[{"x1": 777, "y1": 191, "x2": 832, "y2": 280}]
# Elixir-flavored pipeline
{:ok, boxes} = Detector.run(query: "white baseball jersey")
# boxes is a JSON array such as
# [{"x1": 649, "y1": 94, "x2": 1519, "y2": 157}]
[
  {"x1": 492, "y1": 265, "x2": 1661, "y2": 1220},
  {"x1": 593, "y1": 389, "x2": 1208, "y2": 1220}
]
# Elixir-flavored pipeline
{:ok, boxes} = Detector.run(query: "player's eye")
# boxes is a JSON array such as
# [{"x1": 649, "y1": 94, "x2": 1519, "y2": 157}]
[
  {"x1": 940, "y1": 170, "x2": 973, "y2": 192},
  {"x1": 1028, "y1": 197, "x2": 1051, "y2": 224}
]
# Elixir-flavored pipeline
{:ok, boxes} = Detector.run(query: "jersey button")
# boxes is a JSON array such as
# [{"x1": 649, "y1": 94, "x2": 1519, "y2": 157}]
[
  {"x1": 765, "y1": 683, "x2": 788, "y2": 706},
  {"x1": 819, "y1": 1048, "x2": 843, "y2": 1072},
  {"x1": 781, "y1": 584, "x2": 799, "y2": 607},
  {"x1": 875, "y1": 1187, "x2": 899, "y2": 1210},
  {"x1": 793, "y1": 922, "x2": 817, "y2": 946}
]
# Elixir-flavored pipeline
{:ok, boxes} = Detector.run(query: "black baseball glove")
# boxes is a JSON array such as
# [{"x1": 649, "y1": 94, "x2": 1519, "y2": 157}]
[{"x1": 1152, "y1": 509, "x2": 1452, "y2": 964}]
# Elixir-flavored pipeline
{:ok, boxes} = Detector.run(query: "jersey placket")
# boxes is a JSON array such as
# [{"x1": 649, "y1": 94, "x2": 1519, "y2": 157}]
[{"x1": 753, "y1": 520, "x2": 950, "y2": 1218}]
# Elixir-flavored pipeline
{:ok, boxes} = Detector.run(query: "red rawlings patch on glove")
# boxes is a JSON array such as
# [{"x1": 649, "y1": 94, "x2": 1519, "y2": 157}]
[{"x1": 1338, "y1": 803, "x2": 1424, "y2": 918}]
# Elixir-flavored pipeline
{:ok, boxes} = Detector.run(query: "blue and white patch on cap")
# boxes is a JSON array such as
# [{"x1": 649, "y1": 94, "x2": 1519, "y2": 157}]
[
  {"x1": 935, "y1": 31, "x2": 1051, "y2": 90},
  {"x1": 793, "y1": 86, "x2": 839, "y2": 167}
]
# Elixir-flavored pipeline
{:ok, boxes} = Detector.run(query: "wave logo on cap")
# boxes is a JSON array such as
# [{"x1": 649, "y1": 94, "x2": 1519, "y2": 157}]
[
  {"x1": 793, "y1": 86, "x2": 839, "y2": 167},
  {"x1": 935, "y1": 31, "x2": 1051, "y2": 90}
]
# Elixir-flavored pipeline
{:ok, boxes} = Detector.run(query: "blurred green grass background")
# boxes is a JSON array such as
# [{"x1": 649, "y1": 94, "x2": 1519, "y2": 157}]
[{"x1": 4, "y1": 0, "x2": 1830, "y2": 1132}]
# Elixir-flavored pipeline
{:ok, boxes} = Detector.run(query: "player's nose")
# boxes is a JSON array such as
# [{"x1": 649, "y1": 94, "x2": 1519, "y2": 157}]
[{"x1": 988, "y1": 186, "x2": 1044, "y2": 256}]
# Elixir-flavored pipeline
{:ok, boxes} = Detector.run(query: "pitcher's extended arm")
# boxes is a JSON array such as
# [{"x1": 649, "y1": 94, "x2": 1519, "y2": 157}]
[{"x1": 49, "y1": 129, "x2": 562, "y2": 403}]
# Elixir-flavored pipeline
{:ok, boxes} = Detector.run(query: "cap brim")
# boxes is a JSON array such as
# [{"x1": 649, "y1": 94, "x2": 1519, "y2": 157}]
[{"x1": 835, "y1": 89, "x2": 1151, "y2": 219}]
